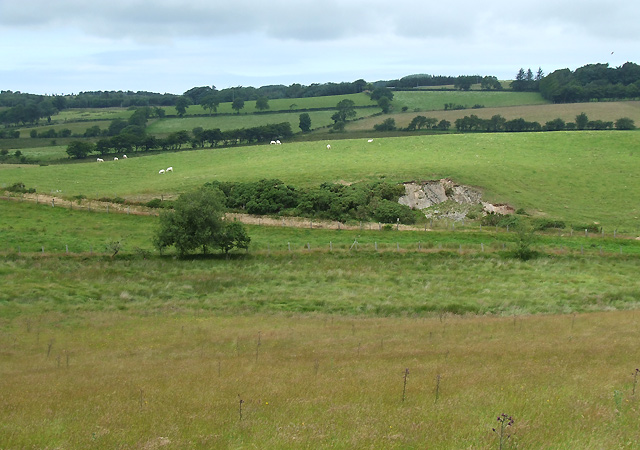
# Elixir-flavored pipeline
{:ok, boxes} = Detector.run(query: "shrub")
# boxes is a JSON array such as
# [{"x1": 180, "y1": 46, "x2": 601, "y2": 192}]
[
  {"x1": 533, "y1": 219, "x2": 566, "y2": 230},
  {"x1": 5, "y1": 182, "x2": 36, "y2": 194}
]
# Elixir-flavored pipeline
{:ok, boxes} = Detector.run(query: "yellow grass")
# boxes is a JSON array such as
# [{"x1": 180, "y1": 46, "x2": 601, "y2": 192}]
[
  {"x1": 351, "y1": 101, "x2": 640, "y2": 131},
  {"x1": 2, "y1": 310, "x2": 640, "y2": 448}
]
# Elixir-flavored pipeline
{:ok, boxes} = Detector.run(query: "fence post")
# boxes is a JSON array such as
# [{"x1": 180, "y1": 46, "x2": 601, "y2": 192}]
[
  {"x1": 330, "y1": 241, "x2": 332, "y2": 251},
  {"x1": 375, "y1": 242, "x2": 378, "y2": 251},
  {"x1": 288, "y1": 242, "x2": 291, "y2": 252},
  {"x1": 66, "y1": 244, "x2": 69, "y2": 254},
  {"x1": 481, "y1": 243, "x2": 484, "y2": 252}
]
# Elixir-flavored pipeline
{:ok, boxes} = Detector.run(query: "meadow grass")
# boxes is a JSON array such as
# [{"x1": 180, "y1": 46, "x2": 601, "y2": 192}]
[
  {"x1": 2, "y1": 131, "x2": 640, "y2": 231},
  {"x1": 1, "y1": 309, "x2": 640, "y2": 448},
  {"x1": 2, "y1": 200, "x2": 640, "y2": 318},
  {"x1": 2, "y1": 197, "x2": 640, "y2": 257}
]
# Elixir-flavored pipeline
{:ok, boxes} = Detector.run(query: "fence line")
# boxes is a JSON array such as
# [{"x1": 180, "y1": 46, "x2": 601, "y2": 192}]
[{"x1": 2, "y1": 240, "x2": 637, "y2": 258}]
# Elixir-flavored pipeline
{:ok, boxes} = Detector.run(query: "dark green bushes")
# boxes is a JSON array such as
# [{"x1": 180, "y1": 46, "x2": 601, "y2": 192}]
[{"x1": 206, "y1": 179, "x2": 415, "y2": 224}]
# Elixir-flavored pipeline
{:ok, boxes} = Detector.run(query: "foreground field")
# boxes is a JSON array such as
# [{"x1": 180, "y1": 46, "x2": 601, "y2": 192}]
[{"x1": 2, "y1": 309, "x2": 640, "y2": 449}]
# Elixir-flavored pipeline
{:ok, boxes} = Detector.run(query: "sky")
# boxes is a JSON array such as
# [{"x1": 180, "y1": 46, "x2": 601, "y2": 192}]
[{"x1": 1, "y1": 0, "x2": 638, "y2": 95}]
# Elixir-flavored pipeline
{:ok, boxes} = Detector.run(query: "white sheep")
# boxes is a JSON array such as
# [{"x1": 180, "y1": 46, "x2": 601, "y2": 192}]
[
  {"x1": 166, "y1": 166, "x2": 173, "y2": 172},
  {"x1": 276, "y1": 139, "x2": 281, "y2": 145},
  {"x1": 159, "y1": 169, "x2": 165, "y2": 174},
  {"x1": 326, "y1": 144, "x2": 331, "y2": 150},
  {"x1": 97, "y1": 158, "x2": 104, "y2": 162},
  {"x1": 114, "y1": 157, "x2": 119, "y2": 161},
  {"x1": 270, "y1": 140, "x2": 276, "y2": 145},
  {"x1": 122, "y1": 155, "x2": 127, "y2": 159},
  {"x1": 367, "y1": 139, "x2": 374, "y2": 143}
]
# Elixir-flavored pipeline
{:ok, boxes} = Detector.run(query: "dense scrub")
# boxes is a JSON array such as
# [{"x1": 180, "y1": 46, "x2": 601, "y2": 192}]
[{"x1": 206, "y1": 179, "x2": 416, "y2": 224}]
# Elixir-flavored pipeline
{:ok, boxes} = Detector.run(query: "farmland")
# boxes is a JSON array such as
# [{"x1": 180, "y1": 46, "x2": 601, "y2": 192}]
[{"x1": 2, "y1": 87, "x2": 640, "y2": 448}]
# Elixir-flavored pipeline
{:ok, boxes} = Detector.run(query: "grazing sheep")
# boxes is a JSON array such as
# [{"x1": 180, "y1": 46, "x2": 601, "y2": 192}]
[
  {"x1": 270, "y1": 140, "x2": 276, "y2": 145},
  {"x1": 97, "y1": 158, "x2": 104, "y2": 162},
  {"x1": 114, "y1": 157, "x2": 119, "y2": 161},
  {"x1": 326, "y1": 144, "x2": 331, "y2": 150},
  {"x1": 276, "y1": 139, "x2": 281, "y2": 144},
  {"x1": 159, "y1": 169, "x2": 165, "y2": 174},
  {"x1": 166, "y1": 166, "x2": 173, "y2": 172},
  {"x1": 367, "y1": 139, "x2": 374, "y2": 143},
  {"x1": 122, "y1": 155, "x2": 127, "y2": 159}
]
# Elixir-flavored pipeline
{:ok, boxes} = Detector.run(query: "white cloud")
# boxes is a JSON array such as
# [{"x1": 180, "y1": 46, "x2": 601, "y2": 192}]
[{"x1": 1, "y1": 0, "x2": 638, "y2": 94}]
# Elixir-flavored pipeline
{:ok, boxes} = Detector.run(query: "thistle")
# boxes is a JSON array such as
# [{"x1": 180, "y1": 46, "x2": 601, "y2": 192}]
[{"x1": 492, "y1": 413, "x2": 514, "y2": 450}]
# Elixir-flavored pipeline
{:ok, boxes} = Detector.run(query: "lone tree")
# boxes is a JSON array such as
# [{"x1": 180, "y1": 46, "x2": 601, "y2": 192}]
[
  {"x1": 175, "y1": 96, "x2": 190, "y2": 117},
  {"x1": 154, "y1": 186, "x2": 250, "y2": 257},
  {"x1": 232, "y1": 98, "x2": 245, "y2": 114},
  {"x1": 331, "y1": 99, "x2": 356, "y2": 123},
  {"x1": 299, "y1": 113, "x2": 311, "y2": 132},
  {"x1": 66, "y1": 141, "x2": 95, "y2": 159},
  {"x1": 255, "y1": 96, "x2": 270, "y2": 111}
]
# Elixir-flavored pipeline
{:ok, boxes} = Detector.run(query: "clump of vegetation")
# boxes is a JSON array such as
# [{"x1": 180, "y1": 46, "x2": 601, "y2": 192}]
[
  {"x1": 512, "y1": 224, "x2": 537, "y2": 261},
  {"x1": 481, "y1": 213, "x2": 519, "y2": 228},
  {"x1": 154, "y1": 186, "x2": 250, "y2": 257},
  {"x1": 572, "y1": 223, "x2": 601, "y2": 233},
  {"x1": 5, "y1": 182, "x2": 36, "y2": 194},
  {"x1": 207, "y1": 179, "x2": 416, "y2": 225},
  {"x1": 532, "y1": 218, "x2": 566, "y2": 231}
]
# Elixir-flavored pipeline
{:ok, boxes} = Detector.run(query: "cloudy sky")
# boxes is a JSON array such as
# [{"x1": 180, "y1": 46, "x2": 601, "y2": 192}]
[{"x1": 1, "y1": 0, "x2": 638, "y2": 95}]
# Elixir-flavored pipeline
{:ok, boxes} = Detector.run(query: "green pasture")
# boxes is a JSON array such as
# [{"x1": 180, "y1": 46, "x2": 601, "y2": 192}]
[
  {"x1": 7, "y1": 145, "x2": 70, "y2": 162},
  {"x1": 15, "y1": 120, "x2": 114, "y2": 140},
  {"x1": 146, "y1": 110, "x2": 367, "y2": 136},
  {"x1": 54, "y1": 107, "x2": 133, "y2": 122},
  {"x1": 2, "y1": 131, "x2": 640, "y2": 231},
  {"x1": 172, "y1": 93, "x2": 377, "y2": 116},
  {"x1": 2, "y1": 200, "x2": 639, "y2": 258},
  {"x1": 392, "y1": 91, "x2": 549, "y2": 112},
  {"x1": 1, "y1": 199, "x2": 640, "y2": 316}
]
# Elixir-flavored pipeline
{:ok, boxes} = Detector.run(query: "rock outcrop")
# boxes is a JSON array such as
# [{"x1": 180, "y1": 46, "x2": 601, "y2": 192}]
[{"x1": 398, "y1": 179, "x2": 512, "y2": 220}]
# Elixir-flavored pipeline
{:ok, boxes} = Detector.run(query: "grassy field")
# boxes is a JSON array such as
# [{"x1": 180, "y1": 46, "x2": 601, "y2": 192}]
[
  {"x1": 145, "y1": 110, "x2": 370, "y2": 136},
  {"x1": 3, "y1": 89, "x2": 640, "y2": 448},
  {"x1": 0, "y1": 298, "x2": 640, "y2": 450},
  {"x1": 392, "y1": 91, "x2": 549, "y2": 111},
  {"x1": 2, "y1": 131, "x2": 640, "y2": 231}
]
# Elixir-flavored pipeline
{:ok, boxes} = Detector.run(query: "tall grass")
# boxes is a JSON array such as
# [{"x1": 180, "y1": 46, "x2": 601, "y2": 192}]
[{"x1": 1, "y1": 310, "x2": 640, "y2": 448}]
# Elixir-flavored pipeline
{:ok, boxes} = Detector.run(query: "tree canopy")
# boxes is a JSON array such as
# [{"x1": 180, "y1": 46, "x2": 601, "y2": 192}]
[{"x1": 154, "y1": 186, "x2": 250, "y2": 256}]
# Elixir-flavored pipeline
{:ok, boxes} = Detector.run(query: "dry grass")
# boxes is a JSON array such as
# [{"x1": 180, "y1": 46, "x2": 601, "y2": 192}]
[
  {"x1": 1, "y1": 310, "x2": 640, "y2": 448},
  {"x1": 351, "y1": 101, "x2": 640, "y2": 131}
]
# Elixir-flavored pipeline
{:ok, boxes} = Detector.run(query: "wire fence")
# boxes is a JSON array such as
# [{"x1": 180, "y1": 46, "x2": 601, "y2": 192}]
[{"x1": 3, "y1": 192, "x2": 640, "y2": 257}]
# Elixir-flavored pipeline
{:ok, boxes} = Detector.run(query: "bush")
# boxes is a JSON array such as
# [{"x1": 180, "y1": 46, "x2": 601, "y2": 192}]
[
  {"x1": 533, "y1": 219, "x2": 565, "y2": 231},
  {"x1": 5, "y1": 182, "x2": 36, "y2": 194},
  {"x1": 371, "y1": 199, "x2": 415, "y2": 224}
]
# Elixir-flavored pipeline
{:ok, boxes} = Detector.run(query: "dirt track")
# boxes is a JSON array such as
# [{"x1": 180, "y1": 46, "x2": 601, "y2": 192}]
[{"x1": 1, "y1": 191, "x2": 428, "y2": 232}]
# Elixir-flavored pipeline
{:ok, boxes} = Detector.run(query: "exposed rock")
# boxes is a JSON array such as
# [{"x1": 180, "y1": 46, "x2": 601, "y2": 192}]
[{"x1": 399, "y1": 179, "x2": 512, "y2": 220}]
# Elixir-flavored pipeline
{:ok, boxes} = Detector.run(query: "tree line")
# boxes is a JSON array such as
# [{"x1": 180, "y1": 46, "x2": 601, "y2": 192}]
[
  {"x1": 66, "y1": 121, "x2": 293, "y2": 159},
  {"x1": 539, "y1": 62, "x2": 640, "y2": 103}
]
